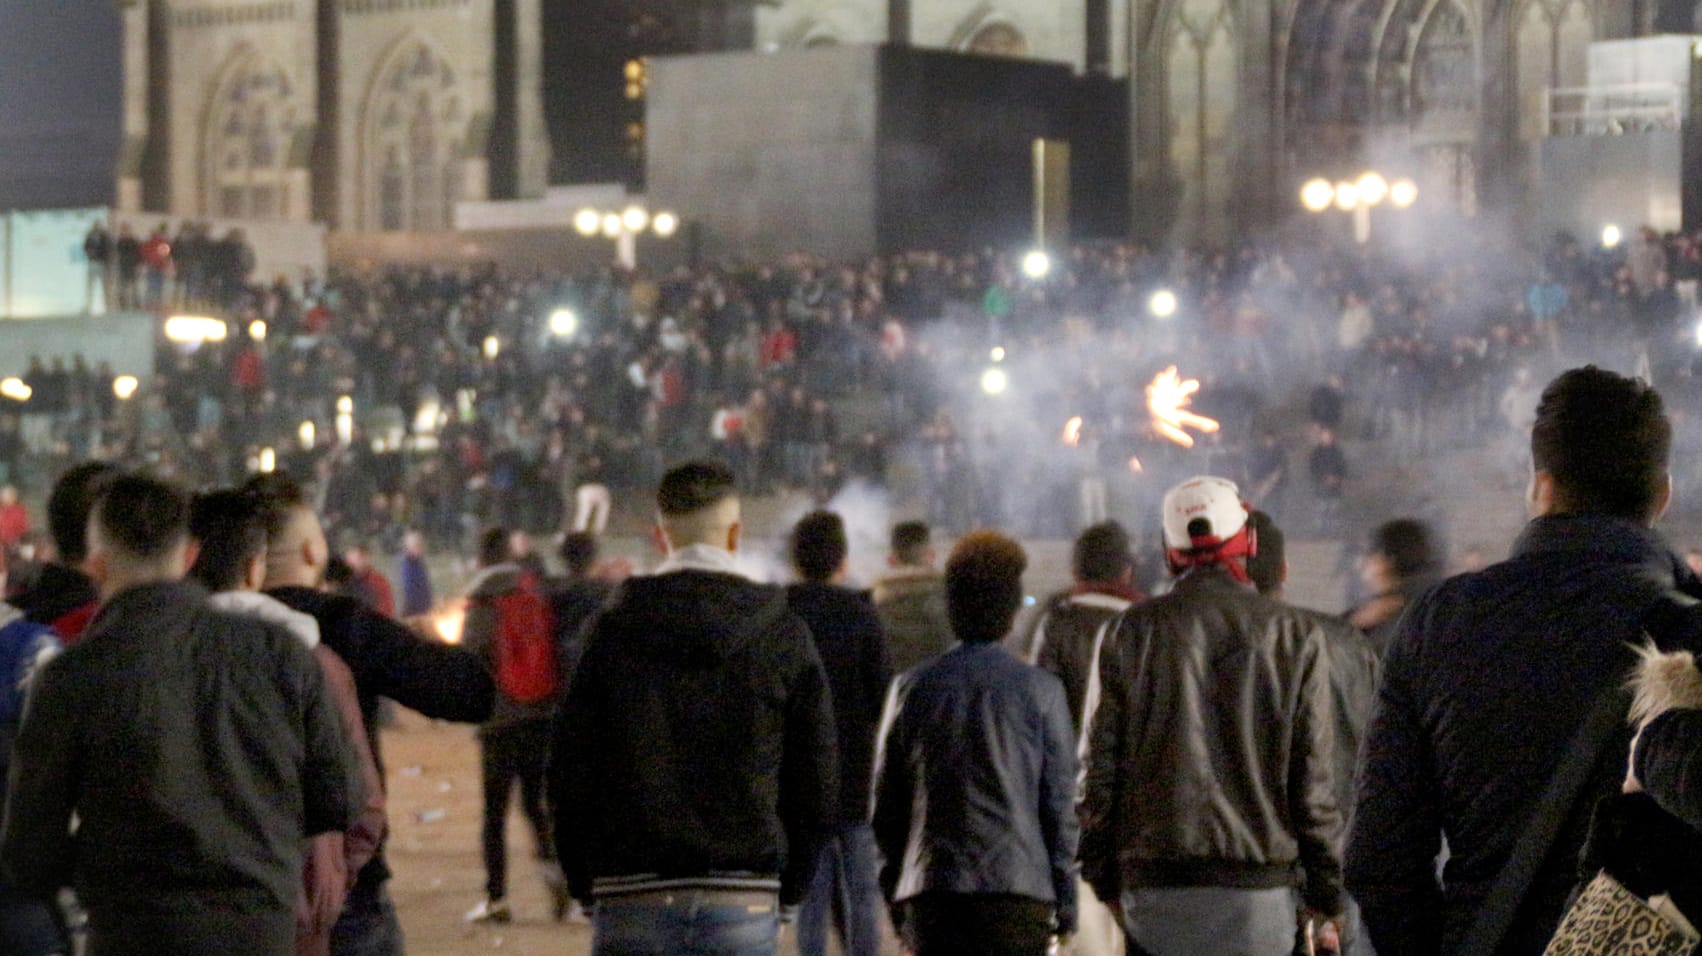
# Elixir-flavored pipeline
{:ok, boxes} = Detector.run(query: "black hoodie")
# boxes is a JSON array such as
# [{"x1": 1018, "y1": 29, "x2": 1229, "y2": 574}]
[{"x1": 549, "y1": 569, "x2": 838, "y2": 907}]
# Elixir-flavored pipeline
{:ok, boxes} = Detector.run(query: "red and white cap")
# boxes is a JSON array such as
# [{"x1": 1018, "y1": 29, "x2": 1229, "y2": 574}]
[{"x1": 1161, "y1": 476, "x2": 1255, "y2": 579}]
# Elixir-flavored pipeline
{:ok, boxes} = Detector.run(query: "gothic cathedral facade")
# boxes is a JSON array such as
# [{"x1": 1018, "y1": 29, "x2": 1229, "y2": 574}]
[
  {"x1": 120, "y1": 0, "x2": 1660, "y2": 239},
  {"x1": 117, "y1": 0, "x2": 550, "y2": 232}
]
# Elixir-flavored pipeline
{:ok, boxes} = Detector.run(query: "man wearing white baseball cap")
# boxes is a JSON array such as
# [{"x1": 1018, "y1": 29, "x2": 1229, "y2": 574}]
[{"x1": 1079, "y1": 476, "x2": 1345, "y2": 956}]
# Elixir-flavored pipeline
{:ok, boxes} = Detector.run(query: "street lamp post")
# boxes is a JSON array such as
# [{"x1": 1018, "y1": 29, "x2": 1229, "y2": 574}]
[
  {"x1": 1299, "y1": 172, "x2": 1418, "y2": 244},
  {"x1": 575, "y1": 204, "x2": 680, "y2": 269}
]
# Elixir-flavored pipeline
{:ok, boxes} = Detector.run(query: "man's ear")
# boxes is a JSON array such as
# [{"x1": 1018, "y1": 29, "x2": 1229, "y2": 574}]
[
  {"x1": 651, "y1": 524, "x2": 671, "y2": 556},
  {"x1": 182, "y1": 540, "x2": 202, "y2": 574},
  {"x1": 726, "y1": 522, "x2": 742, "y2": 554},
  {"x1": 1651, "y1": 473, "x2": 1674, "y2": 526},
  {"x1": 1528, "y1": 470, "x2": 1556, "y2": 519},
  {"x1": 1280, "y1": 559, "x2": 1290, "y2": 586},
  {"x1": 300, "y1": 538, "x2": 318, "y2": 569},
  {"x1": 85, "y1": 549, "x2": 110, "y2": 591}
]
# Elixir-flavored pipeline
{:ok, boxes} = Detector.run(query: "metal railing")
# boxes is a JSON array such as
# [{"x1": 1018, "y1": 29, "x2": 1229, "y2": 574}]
[{"x1": 1543, "y1": 82, "x2": 1685, "y2": 137}]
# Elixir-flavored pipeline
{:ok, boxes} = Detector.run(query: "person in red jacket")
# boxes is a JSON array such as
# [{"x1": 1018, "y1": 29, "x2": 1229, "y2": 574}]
[
  {"x1": 344, "y1": 543, "x2": 395, "y2": 618},
  {"x1": 0, "y1": 486, "x2": 28, "y2": 552}
]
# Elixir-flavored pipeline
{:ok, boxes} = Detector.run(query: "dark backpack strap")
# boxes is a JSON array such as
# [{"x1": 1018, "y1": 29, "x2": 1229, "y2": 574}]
[{"x1": 1465, "y1": 587, "x2": 1700, "y2": 956}]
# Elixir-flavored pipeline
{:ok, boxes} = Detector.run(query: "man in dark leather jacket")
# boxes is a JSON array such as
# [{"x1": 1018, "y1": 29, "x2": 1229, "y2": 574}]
[
  {"x1": 1347, "y1": 367, "x2": 1702, "y2": 955},
  {"x1": 1247, "y1": 510, "x2": 1379, "y2": 956},
  {"x1": 1081, "y1": 477, "x2": 1343, "y2": 956}
]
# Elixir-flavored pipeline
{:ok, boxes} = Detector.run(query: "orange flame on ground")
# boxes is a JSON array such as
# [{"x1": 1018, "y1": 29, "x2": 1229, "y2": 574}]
[
  {"x1": 434, "y1": 601, "x2": 467, "y2": 645},
  {"x1": 1146, "y1": 366, "x2": 1220, "y2": 448},
  {"x1": 1062, "y1": 416, "x2": 1084, "y2": 446}
]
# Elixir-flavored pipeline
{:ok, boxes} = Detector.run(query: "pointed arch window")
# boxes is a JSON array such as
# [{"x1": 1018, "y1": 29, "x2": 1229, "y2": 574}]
[
  {"x1": 205, "y1": 59, "x2": 295, "y2": 219},
  {"x1": 365, "y1": 41, "x2": 469, "y2": 231}
]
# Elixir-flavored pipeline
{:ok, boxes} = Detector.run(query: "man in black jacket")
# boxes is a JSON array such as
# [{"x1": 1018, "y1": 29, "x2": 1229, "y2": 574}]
[
  {"x1": 1081, "y1": 476, "x2": 1342, "y2": 956},
  {"x1": 786, "y1": 510, "x2": 892, "y2": 956},
  {"x1": 1347, "y1": 367, "x2": 1702, "y2": 954},
  {"x1": 1245, "y1": 510, "x2": 1378, "y2": 956},
  {"x1": 8, "y1": 461, "x2": 118, "y2": 644},
  {"x1": 246, "y1": 473, "x2": 495, "y2": 956},
  {"x1": 1, "y1": 473, "x2": 361, "y2": 956},
  {"x1": 549, "y1": 461, "x2": 837, "y2": 956}
]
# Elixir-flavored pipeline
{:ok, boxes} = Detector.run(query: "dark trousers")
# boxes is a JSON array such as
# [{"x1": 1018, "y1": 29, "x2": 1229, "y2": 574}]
[
  {"x1": 329, "y1": 881, "x2": 404, "y2": 956},
  {"x1": 479, "y1": 720, "x2": 555, "y2": 900},
  {"x1": 0, "y1": 884, "x2": 67, "y2": 956},
  {"x1": 905, "y1": 893, "x2": 1054, "y2": 956}
]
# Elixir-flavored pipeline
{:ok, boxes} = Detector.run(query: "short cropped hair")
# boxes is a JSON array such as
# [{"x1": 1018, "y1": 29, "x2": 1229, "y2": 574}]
[
  {"x1": 242, "y1": 472, "x2": 310, "y2": 541},
  {"x1": 188, "y1": 489, "x2": 267, "y2": 592},
  {"x1": 560, "y1": 532, "x2": 599, "y2": 576},
  {"x1": 478, "y1": 527, "x2": 511, "y2": 568},
  {"x1": 1244, "y1": 510, "x2": 1285, "y2": 596},
  {"x1": 890, "y1": 521, "x2": 931, "y2": 566},
  {"x1": 1531, "y1": 367, "x2": 1671, "y2": 520},
  {"x1": 1073, "y1": 521, "x2": 1133, "y2": 583},
  {"x1": 791, "y1": 511, "x2": 848, "y2": 583},
  {"x1": 48, "y1": 461, "x2": 121, "y2": 563},
  {"x1": 93, "y1": 473, "x2": 189, "y2": 562},
  {"x1": 657, "y1": 461, "x2": 737, "y2": 517},
  {"x1": 945, "y1": 531, "x2": 1027, "y2": 644},
  {"x1": 1369, "y1": 519, "x2": 1437, "y2": 579}
]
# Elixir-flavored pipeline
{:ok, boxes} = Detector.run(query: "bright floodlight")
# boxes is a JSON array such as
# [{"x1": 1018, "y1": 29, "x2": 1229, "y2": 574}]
[
  {"x1": 483, "y1": 335, "x2": 501, "y2": 360},
  {"x1": 0, "y1": 378, "x2": 30, "y2": 402},
  {"x1": 1149, "y1": 289, "x2": 1179, "y2": 319},
  {"x1": 600, "y1": 213, "x2": 622, "y2": 238},
  {"x1": 574, "y1": 208, "x2": 601, "y2": 237},
  {"x1": 1602, "y1": 224, "x2": 1624, "y2": 249},
  {"x1": 652, "y1": 211, "x2": 679, "y2": 237},
  {"x1": 1333, "y1": 182, "x2": 1361, "y2": 211},
  {"x1": 248, "y1": 319, "x2": 268, "y2": 342},
  {"x1": 164, "y1": 315, "x2": 228, "y2": 344},
  {"x1": 1389, "y1": 179, "x2": 1419, "y2": 208},
  {"x1": 990, "y1": 346, "x2": 1006, "y2": 363},
  {"x1": 112, "y1": 375, "x2": 139, "y2": 400},
  {"x1": 258, "y1": 447, "x2": 277, "y2": 474},
  {"x1": 1356, "y1": 172, "x2": 1389, "y2": 206},
  {"x1": 299, "y1": 420, "x2": 316, "y2": 449},
  {"x1": 336, "y1": 395, "x2": 354, "y2": 415},
  {"x1": 981, "y1": 367, "x2": 1009, "y2": 395},
  {"x1": 549, "y1": 308, "x2": 579, "y2": 338},
  {"x1": 621, "y1": 205, "x2": 650, "y2": 233},
  {"x1": 1021, "y1": 250, "x2": 1051, "y2": 279},
  {"x1": 1300, "y1": 179, "x2": 1335, "y2": 213}
]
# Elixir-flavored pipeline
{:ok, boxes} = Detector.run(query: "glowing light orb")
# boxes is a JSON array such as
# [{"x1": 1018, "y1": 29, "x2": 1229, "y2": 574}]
[
  {"x1": 1021, "y1": 250, "x2": 1051, "y2": 280},
  {"x1": 1300, "y1": 179, "x2": 1335, "y2": 213}
]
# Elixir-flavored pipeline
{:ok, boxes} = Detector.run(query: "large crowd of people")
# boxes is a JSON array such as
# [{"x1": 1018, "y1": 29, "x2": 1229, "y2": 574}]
[
  {"x1": 9, "y1": 223, "x2": 1702, "y2": 560},
  {"x1": 3, "y1": 363, "x2": 1702, "y2": 956}
]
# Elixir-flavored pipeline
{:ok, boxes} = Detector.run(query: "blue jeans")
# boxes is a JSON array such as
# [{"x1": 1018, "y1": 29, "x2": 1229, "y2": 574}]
[
  {"x1": 799, "y1": 825, "x2": 881, "y2": 956},
  {"x1": 593, "y1": 889, "x2": 780, "y2": 956},
  {"x1": 0, "y1": 884, "x2": 67, "y2": 956}
]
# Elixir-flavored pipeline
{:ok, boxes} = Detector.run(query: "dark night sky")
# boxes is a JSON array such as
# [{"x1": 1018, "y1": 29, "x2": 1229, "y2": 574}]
[
  {"x1": 0, "y1": 0, "x2": 638, "y2": 210},
  {"x1": 0, "y1": 0, "x2": 124, "y2": 210}
]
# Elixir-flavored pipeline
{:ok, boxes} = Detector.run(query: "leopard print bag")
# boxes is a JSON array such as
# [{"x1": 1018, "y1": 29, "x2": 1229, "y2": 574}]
[{"x1": 1544, "y1": 871, "x2": 1699, "y2": 956}]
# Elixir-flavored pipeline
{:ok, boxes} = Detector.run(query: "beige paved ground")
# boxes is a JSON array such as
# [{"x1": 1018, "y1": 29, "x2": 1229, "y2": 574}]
[{"x1": 382, "y1": 711, "x2": 889, "y2": 956}]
